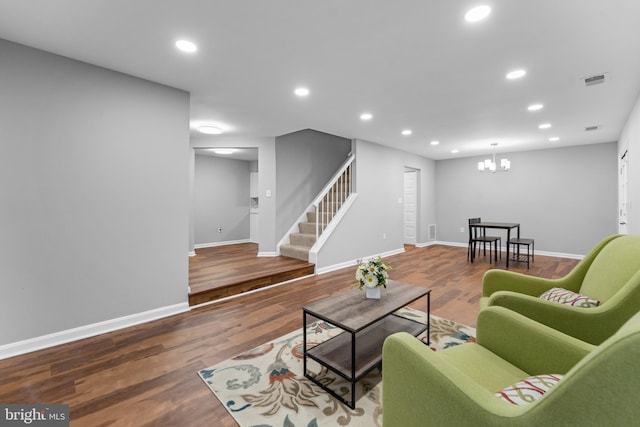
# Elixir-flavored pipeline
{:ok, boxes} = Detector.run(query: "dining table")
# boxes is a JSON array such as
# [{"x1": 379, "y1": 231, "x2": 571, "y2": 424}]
[{"x1": 470, "y1": 221, "x2": 520, "y2": 268}]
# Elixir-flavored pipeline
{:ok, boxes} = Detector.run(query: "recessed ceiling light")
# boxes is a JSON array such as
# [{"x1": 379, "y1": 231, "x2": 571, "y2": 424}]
[
  {"x1": 465, "y1": 5, "x2": 491, "y2": 22},
  {"x1": 528, "y1": 104, "x2": 544, "y2": 111},
  {"x1": 360, "y1": 113, "x2": 373, "y2": 121},
  {"x1": 212, "y1": 149, "x2": 234, "y2": 155},
  {"x1": 549, "y1": 136, "x2": 560, "y2": 142},
  {"x1": 402, "y1": 129, "x2": 412, "y2": 136},
  {"x1": 175, "y1": 39, "x2": 197, "y2": 53},
  {"x1": 539, "y1": 123, "x2": 552, "y2": 129},
  {"x1": 506, "y1": 69, "x2": 527, "y2": 80},
  {"x1": 451, "y1": 149, "x2": 460, "y2": 154},
  {"x1": 430, "y1": 140, "x2": 440, "y2": 146},
  {"x1": 198, "y1": 125, "x2": 223, "y2": 134},
  {"x1": 294, "y1": 87, "x2": 310, "y2": 97}
]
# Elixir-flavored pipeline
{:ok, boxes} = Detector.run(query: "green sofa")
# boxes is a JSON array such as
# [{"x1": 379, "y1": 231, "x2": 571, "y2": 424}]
[
  {"x1": 481, "y1": 234, "x2": 640, "y2": 344},
  {"x1": 382, "y1": 306, "x2": 640, "y2": 426}
]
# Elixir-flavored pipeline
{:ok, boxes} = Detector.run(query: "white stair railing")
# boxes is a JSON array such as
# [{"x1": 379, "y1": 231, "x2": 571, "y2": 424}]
[{"x1": 312, "y1": 154, "x2": 355, "y2": 242}]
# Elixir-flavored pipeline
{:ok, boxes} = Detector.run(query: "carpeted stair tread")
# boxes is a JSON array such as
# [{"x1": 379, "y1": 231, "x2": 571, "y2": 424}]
[
  {"x1": 290, "y1": 233, "x2": 316, "y2": 247},
  {"x1": 280, "y1": 243, "x2": 310, "y2": 262}
]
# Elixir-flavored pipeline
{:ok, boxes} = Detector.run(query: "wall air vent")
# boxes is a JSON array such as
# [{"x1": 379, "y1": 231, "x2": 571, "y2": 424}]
[
  {"x1": 584, "y1": 73, "x2": 607, "y2": 87},
  {"x1": 428, "y1": 224, "x2": 437, "y2": 241},
  {"x1": 585, "y1": 125, "x2": 600, "y2": 132}
]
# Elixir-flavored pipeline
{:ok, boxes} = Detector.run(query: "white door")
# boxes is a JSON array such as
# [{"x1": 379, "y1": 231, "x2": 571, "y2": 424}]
[
  {"x1": 619, "y1": 150, "x2": 629, "y2": 234},
  {"x1": 404, "y1": 170, "x2": 417, "y2": 245}
]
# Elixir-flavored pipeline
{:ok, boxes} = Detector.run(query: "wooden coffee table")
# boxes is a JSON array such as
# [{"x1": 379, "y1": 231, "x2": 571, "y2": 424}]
[{"x1": 302, "y1": 280, "x2": 430, "y2": 409}]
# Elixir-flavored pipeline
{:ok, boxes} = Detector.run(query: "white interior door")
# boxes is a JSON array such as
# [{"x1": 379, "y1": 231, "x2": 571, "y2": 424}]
[
  {"x1": 404, "y1": 170, "x2": 417, "y2": 245},
  {"x1": 619, "y1": 150, "x2": 629, "y2": 234}
]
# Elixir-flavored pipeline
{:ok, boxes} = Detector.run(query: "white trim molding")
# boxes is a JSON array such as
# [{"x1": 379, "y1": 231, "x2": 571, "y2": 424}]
[
  {"x1": 435, "y1": 241, "x2": 584, "y2": 259},
  {"x1": 315, "y1": 247, "x2": 406, "y2": 275},
  {"x1": 0, "y1": 302, "x2": 189, "y2": 360},
  {"x1": 257, "y1": 251, "x2": 279, "y2": 257},
  {"x1": 415, "y1": 241, "x2": 439, "y2": 248},
  {"x1": 194, "y1": 239, "x2": 251, "y2": 250}
]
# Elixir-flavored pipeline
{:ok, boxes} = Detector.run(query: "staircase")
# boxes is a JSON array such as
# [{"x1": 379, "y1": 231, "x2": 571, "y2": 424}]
[
  {"x1": 279, "y1": 211, "x2": 320, "y2": 262},
  {"x1": 279, "y1": 155, "x2": 354, "y2": 262}
]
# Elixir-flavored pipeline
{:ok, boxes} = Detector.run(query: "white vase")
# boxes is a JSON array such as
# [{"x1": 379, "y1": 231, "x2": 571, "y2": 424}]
[{"x1": 365, "y1": 287, "x2": 381, "y2": 299}]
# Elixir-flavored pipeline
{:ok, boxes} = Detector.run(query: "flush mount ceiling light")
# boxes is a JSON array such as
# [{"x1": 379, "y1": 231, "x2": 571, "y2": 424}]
[
  {"x1": 198, "y1": 125, "x2": 223, "y2": 135},
  {"x1": 506, "y1": 69, "x2": 527, "y2": 80},
  {"x1": 175, "y1": 39, "x2": 197, "y2": 53},
  {"x1": 402, "y1": 129, "x2": 412, "y2": 136},
  {"x1": 549, "y1": 136, "x2": 560, "y2": 142},
  {"x1": 478, "y1": 143, "x2": 510, "y2": 173},
  {"x1": 528, "y1": 104, "x2": 544, "y2": 111},
  {"x1": 451, "y1": 149, "x2": 460, "y2": 154},
  {"x1": 430, "y1": 140, "x2": 440, "y2": 146},
  {"x1": 211, "y1": 149, "x2": 234, "y2": 155},
  {"x1": 539, "y1": 123, "x2": 552, "y2": 129},
  {"x1": 294, "y1": 87, "x2": 310, "y2": 97},
  {"x1": 465, "y1": 5, "x2": 491, "y2": 22},
  {"x1": 360, "y1": 113, "x2": 373, "y2": 121}
]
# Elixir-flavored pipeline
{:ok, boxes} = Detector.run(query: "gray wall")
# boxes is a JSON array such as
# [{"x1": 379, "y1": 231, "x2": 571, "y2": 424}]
[
  {"x1": 316, "y1": 139, "x2": 437, "y2": 269},
  {"x1": 436, "y1": 142, "x2": 618, "y2": 255},
  {"x1": 194, "y1": 153, "x2": 250, "y2": 245},
  {"x1": 0, "y1": 39, "x2": 190, "y2": 345},
  {"x1": 275, "y1": 129, "x2": 352, "y2": 242},
  {"x1": 618, "y1": 90, "x2": 640, "y2": 235},
  {"x1": 191, "y1": 136, "x2": 277, "y2": 255}
]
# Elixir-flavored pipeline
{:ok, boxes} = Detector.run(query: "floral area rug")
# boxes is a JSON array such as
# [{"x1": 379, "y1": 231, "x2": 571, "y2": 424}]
[{"x1": 198, "y1": 308, "x2": 475, "y2": 427}]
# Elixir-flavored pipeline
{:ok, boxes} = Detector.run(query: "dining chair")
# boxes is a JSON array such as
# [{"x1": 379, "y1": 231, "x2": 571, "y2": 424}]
[
  {"x1": 468, "y1": 217, "x2": 501, "y2": 263},
  {"x1": 509, "y1": 237, "x2": 535, "y2": 269}
]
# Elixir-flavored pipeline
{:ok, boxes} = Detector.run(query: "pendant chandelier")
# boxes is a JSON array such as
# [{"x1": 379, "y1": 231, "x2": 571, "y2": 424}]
[{"x1": 478, "y1": 143, "x2": 510, "y2": 173}]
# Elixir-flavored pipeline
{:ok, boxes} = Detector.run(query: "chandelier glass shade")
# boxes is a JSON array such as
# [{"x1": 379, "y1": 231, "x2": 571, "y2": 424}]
[{"x1": 478, "y1": 143, "x2": 510, "y2": 173}]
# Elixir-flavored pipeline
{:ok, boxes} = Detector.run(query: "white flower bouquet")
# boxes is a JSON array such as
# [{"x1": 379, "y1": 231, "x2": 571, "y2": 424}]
[{"x1": 354, "y1": 257, "x2": 391, "y2": 291}]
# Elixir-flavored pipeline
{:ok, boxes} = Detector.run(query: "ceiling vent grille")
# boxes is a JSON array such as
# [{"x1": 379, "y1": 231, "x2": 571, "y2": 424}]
[
  {"x1": 585, "y1": 125, "x2": 600, "y2": 132},
  {"x1": 584, "y1": 73, "x2": 607, "y2": 87}
]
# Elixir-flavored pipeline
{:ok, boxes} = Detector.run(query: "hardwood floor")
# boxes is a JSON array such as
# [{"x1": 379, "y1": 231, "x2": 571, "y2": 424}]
[
  {"x1": 188, "y1": 243, "x2": 315, "y2": 306},
  {"x1": 0, "y1": 245, "x2": 578, "y2": 426}
]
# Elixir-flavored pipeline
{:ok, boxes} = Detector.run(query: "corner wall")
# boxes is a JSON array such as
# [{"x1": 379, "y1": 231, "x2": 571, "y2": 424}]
[
  {"x1": 0, "y1": 39, "x2": 190, "y2": 347},
  {"x1": 193, "y1": 154, "x2": 250, "y2": 245},
  {"x1": 435, "y1": 142, "x2": 618, "y2": 255}
]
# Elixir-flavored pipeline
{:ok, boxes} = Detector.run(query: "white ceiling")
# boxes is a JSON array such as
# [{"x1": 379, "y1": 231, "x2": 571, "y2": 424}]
[
  {"x1": 1, "y1": 0, "x2": 639, "y2": 160},
  {"x1": 195, "y1": 147, "x2": 258, "y2": 161}
]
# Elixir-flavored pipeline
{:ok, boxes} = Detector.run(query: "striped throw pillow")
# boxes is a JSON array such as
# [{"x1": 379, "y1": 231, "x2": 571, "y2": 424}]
[
  {"x1": 495, "y1": 374, "x2": 563, "y2": 405},
  {"x1": 539, "y1": 287, "x2": 600, "y2": 308}
]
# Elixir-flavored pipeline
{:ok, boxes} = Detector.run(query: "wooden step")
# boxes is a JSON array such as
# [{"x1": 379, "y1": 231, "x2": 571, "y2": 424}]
[{"x1": 188, "y1": 244, "x2": 315, "y2": 306}]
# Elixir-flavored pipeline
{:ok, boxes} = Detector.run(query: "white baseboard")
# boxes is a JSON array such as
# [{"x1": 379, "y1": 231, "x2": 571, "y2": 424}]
[
  {"x1": 257, "y1": 251, "x2": 279, "y2": 257},
  {"x1": 315, "y1": 247, "x2": 406, "y2": 275},
  {"x1": 194, "y1": 239, "x2": 251, "y2": 250},
  {"x1": 435, "y1": 241, "x2": 584, "y2": 259},
  {"x1": 415, "y1": 241, "x2": 438, "y2": 248},
  {"x1": 0, "y1": 302, "x2": 190, "y2": 360}
]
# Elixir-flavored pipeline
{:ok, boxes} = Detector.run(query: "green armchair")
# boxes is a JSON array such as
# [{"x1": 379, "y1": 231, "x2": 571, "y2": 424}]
[
  {"x1": 382, "y1": 306, "x2": 640, "y2": 426},
  {"x1": 481, "y1": 234, "x2": 640, "y2": 344}
]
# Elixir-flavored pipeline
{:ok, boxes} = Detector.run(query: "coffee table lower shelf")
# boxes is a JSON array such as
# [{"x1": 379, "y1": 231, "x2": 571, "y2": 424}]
[{"x1": 303, "y1": 313, "x2": 428, "y2": 409}]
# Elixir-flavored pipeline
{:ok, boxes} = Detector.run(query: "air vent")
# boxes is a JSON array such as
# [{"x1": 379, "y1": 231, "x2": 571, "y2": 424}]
[
  {"x1": 428, "y1": 224, "x2": 437, "y2": 241},
  {"x1": 585, "y1": 125, "x2": 600, "y2": 132},
  {"x1": 584, "y1": 73, "x2": 607, "y2": 87}
]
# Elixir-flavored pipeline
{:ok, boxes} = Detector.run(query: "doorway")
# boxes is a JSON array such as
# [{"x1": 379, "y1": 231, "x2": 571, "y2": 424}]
[{"x1": 619, "y1": 150, "x2": 629, "y2": 234}]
